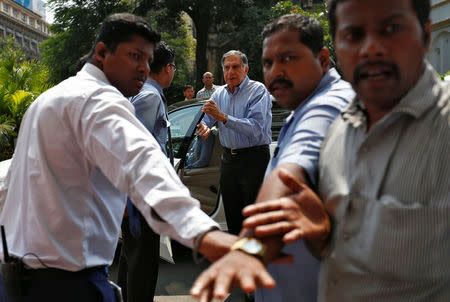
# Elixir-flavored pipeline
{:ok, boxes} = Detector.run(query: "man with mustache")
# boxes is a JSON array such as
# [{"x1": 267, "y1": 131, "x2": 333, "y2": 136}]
[
  {"x1": 190, "y1": 13, "x2": 354, "y2": 302},
  {"x1": 118, "y1": 41, "x2": 176, "y2": 302},
  {"x1": 254, "y1": 14, "x2": 354, "y2": 302},
  {"x1": 196, "y1": 50, "x2": 272, "y2": 237},
  {"x1": 192, "y1": 0, "x2": 450, "y2": 301}
]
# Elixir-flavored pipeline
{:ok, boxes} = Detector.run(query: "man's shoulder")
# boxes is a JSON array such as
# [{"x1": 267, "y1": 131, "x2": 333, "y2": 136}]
[
  {"x1": 131, "y1": 83, "x2": 161, "y2": 103},
  {"x1": 308, "y1": 76, "x2": 355, "y2": 110}
]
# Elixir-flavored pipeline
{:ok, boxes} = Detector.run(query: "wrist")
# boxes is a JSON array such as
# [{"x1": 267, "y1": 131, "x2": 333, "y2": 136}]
[
  {"x1": 230, "y1": 237, "x2": 268, "y2": 265},
  {"x1": 222, "y1": 113, "x2": 228, "y2": 124}
]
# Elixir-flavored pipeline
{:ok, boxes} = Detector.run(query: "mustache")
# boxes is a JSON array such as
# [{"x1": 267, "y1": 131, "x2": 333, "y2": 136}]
[
  {"x1": 353, "y1": 61, "x2": 400, "y2": 85},
  {"x1": 268, "y1": 78, "x2": 293, "y2": 92}
]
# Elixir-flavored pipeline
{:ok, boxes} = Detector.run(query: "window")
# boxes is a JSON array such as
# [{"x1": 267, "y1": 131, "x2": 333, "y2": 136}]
[
  {"x1": 2, "y1": 3, "x2": 8, "y2": 13},
  {"x1": 15, "y1": 34, "x2": 22, "y2": 46},
  {"x1": 28, "y1": 18, "x2": 34, "y2": 26},
  {"x1": 21, "y1": 13, "x2": 26, "y2": 22},
  {"x1": 12, "y1": 8, "x2": 18, "y2": 18}
]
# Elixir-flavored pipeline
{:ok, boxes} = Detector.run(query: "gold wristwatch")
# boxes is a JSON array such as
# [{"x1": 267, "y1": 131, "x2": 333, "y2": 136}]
[{"x1": 230, "y1": 237, "x2": 267, "y2": 264}]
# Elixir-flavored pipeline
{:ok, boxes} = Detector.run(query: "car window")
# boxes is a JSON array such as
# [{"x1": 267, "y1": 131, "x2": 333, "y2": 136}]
[{"x1": 168, "y1": 105, "x2": 202, "y2": 156}]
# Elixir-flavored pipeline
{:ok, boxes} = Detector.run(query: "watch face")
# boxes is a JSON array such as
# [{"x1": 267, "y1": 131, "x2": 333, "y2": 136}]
[{"x1": 243, "y1": 239, "x2": 263, "y2": 254}]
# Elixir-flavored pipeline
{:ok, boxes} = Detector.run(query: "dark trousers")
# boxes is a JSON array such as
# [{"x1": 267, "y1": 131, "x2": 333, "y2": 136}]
[
  {"x1": 0, "y1": 267, "x2": 115, "y2": 302},
  {"x1": 220, "y1": 146, "x2": 270, "y2": 235},
  {"x1": 118, "y1": 215, "x2": 159, "y2": 302}
]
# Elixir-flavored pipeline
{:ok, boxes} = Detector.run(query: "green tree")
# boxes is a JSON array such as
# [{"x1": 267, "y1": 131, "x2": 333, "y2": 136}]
[
  {"x1": 40, "y1": 0, "x2": 132, "y2": 84},
  {"x1": 0, "y1": 38, "x2": 51, "y2": 159},
  {"x1": 134, "y1": 0, "x2": 264, "y2": 89}
]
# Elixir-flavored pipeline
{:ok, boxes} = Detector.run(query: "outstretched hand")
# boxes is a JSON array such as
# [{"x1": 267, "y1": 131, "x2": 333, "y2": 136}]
[
  {"x1": 190, "y1": 250, "x2": 275, "y2": 302},
  {"x1": 243, "y1": 168, "x2": 330, "y2": 252}
]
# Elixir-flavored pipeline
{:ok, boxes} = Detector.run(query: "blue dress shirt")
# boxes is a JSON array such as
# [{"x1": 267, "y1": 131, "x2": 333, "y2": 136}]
[
  {"x1": 130, "y1": 77, "x2": 168, "y2": 153},
  {"x1": 202, "y1": 76, "x2": 272, "y2": 149},
  {"x1": 256, "y1": 68, "x2": 355, "y2": 302},
  {"x1": 127, "y1": 77, "x2": 169, "y2": 237}
]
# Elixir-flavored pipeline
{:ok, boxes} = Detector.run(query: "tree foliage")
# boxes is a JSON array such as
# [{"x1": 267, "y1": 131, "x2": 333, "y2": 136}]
[
  {"x1": 40, "y1": 0, "x2": 132, "y2": 84},
  {"x1": 0, "y1": 38, "x2": 51, "y2": 159}
]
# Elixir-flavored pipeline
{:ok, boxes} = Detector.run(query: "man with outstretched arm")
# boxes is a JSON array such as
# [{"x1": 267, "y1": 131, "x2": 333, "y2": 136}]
[{"x1": 0, "y1": 13, "x2": 239, "y2": 302}]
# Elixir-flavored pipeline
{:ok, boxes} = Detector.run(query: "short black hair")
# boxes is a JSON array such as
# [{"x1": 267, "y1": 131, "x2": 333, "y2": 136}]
[
  {"x1": 327, "y1": 0, "x2": 430, "y2": 42},
  {"x1": 86, "y1": 13, "x2": 159, "y2": 61},
  {"x1": 149, "y1": 41, "x2": 175, "y2": 74},
  {"x1": 184, "y1": 84, "x2": 193, "y2": 91},
  {"x1": 262, "y1": 14, "x2": 324, "y2": 56}
]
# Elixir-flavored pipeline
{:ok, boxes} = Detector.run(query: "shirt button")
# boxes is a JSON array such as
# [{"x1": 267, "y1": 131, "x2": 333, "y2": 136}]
[
  {"x1": 361, "y1": 146, "x2": 368, "y2": 153},
  {"x1": 343, "y1": 233, "x2": 350, "y2": 241}
]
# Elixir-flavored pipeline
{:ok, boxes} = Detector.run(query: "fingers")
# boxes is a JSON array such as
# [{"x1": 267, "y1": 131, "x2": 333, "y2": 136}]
[
  {"x1": 253, "y1": 221, "x2": 295, "y2": 237},
  {"x1": 243, "y1": 209, "x2": 288, "y2": 228},
  {"x1": 196, "y1": 124, "x2": 211, "y2": 139},
  {"x1": 283, "y1": 228, "x2": 305, "y2": 243},
  {"x1": 278, "y1": 168, "x2": 307, "y2": 193},
  {"x1": 242, "y1": 199, "x2": 285, "y2": 217},
  {"x1": 190, "y1": 252, "x2": 275, "y2": 301}
]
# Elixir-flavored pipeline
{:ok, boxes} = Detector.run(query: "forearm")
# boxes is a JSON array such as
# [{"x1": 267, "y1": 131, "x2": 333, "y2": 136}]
[
  {"x1": 198, "y1": 230, "x2": 238, "y2": 262},
  {"x1": 242, "y1": 164, "x2": 330, "y2": 260}
]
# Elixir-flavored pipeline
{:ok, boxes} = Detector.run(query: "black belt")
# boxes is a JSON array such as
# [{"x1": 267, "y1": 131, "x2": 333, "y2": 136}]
[
  {"x1": 223, "y1": 144, "x2": 269, "y2": 156},
  {"x1": 25, "y1": 265, "x2": 106, "y2": 280}
]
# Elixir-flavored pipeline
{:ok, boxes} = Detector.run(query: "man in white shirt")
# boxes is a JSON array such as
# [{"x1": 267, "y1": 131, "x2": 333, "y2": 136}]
[{"x1": 0, "y1": 13, "x2": 239, "y2": 302}]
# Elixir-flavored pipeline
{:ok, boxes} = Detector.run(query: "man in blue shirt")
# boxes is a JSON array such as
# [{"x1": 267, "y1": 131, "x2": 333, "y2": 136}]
[
  {"x1": 191, "y1": 14, "x2": 354, "y2": 302},
  {"x1": 197, "y1": 50, "x2": 272, "y2": 235},
  {"x1": 254, "y1": 14, "x2": 354, "y2": 302},
  {"x1": 118, "y1": 41, "x2": 176, "y2": 302}
]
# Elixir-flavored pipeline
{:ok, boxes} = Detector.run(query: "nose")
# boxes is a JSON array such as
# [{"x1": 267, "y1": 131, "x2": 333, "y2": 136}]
[
  {"x1": 139, "y1": 60, "x2": 150, "y2": 76},
  {"x1": 266, "y1": 60, "x2": 286, "y2": 81},
  {"x1": 359, "y1": 34, "x2": 386, "y2": 59}
]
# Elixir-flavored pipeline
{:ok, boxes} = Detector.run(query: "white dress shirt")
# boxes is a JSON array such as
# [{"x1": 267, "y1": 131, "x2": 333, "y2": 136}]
[{"x1": 0, "y1": 63, "x2": 218, "y2": 271}]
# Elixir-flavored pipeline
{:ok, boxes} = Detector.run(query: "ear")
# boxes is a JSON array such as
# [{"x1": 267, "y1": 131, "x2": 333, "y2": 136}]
[
  {"x1": 92, "y1": 42, "x2": 108, "y2": 70},
  {"x1": 317, "y1": 47, "x2": 331, "y2": 74},
  {"x1": 244, "y1": 65, "x2": 249, "y2": 75}
]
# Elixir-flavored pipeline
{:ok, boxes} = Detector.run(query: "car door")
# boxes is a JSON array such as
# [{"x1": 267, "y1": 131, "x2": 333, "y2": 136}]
[{"x1": 168, "y1": 102, "x2": 224, "y2": 219}]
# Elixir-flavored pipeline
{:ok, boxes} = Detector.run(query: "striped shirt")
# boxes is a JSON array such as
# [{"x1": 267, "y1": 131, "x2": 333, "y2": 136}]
[
  {"x1": 318, "y1": 61, "x2": 450, "y2": 301},
  {"x1": 196, "y1": 85, "x2": 218, "y2": 99}
]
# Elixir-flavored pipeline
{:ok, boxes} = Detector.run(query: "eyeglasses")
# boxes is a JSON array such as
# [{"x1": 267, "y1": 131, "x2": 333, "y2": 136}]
[{"x1": 169, "y1": 63, "x2": 177, "y2": 71}]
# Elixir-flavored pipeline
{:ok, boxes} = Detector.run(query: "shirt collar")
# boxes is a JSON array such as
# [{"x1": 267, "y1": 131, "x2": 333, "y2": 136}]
[
  {"x1": 341, "y1": 60, "x2": 440, "y2": 128},
  {"x1": 146, "y1": 77, "x2": 164, "y2": 96},
  {"x1": 80, "y1": 63, "x2": 111, "y2": 86},
  {"x1": 226, "y1": 76, "x2": 249, "y2": 95},
  {"x1": 291, "y1": 68, "x2": 340, "y2": 118}
]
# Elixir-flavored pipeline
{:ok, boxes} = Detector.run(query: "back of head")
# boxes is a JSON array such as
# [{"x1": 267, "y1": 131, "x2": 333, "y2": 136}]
[
  {"x1": 85, "y1": 13, "x2": 160, "y2": 63},
  {"x1": 150, "y1": 41, "x2": 175, "y2": 74},
  {"x1": 327, "y1": 0, "x2": 430, "y2": 42},
  {"x1": 262, "y1": 13, "x2": 324, "y2": 56}
]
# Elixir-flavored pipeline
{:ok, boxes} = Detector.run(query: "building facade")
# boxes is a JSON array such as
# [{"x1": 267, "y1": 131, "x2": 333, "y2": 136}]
[
  {"x1": 0, "y1": 0, "x2": 49, "y2": 59},
  {"x1": 428, "y1": 0, "x2": 450, "y2": 75}
]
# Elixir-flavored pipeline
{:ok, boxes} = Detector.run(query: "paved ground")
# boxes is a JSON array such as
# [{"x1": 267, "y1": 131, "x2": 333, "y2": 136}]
[{"x1": 110, "y1": 243, "x2": 248, "y2": 302}]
